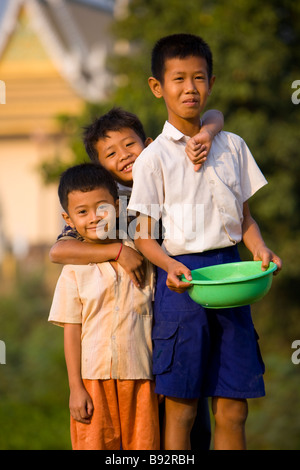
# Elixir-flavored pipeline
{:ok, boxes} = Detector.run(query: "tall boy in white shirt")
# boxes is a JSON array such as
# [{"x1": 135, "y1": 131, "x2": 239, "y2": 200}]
[{"x1": 128, "y1": 33, "x2": 282, "y2": 450}]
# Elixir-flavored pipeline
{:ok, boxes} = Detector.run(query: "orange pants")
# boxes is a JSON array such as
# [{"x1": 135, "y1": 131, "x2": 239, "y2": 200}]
[{"x1": 70, "y1": 379, "x2": 160, "y2": 450}]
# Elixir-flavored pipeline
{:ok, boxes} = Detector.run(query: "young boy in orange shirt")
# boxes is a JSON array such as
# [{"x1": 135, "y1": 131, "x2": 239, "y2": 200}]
[{"x1": 49, "y1": 162, "x2": 159, "y2": 449}]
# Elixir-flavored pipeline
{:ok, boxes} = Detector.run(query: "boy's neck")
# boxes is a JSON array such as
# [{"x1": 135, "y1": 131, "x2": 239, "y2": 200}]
[{"x1": 168, "y1": 117, "x2": 201, "y2": 137}]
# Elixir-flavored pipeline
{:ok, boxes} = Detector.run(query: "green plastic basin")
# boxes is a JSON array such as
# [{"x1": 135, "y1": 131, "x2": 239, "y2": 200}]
[{"x1": 181, "y1": 261, "x2": 277, "y2": 309}]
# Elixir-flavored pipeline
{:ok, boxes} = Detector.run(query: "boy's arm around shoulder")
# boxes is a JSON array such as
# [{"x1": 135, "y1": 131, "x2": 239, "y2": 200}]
[
  {"x1": 49, "y1": 238, "x2": 123, "y2": 265},
  {"x1": 185, "y1": 109, "x2": 224, "y2": 171},
  {"x1": 242, "y1": 202, "x2": 282, "y2": 274},
  {"x1": 49, "y1": 238, "x2": 145, "y2": 288}
]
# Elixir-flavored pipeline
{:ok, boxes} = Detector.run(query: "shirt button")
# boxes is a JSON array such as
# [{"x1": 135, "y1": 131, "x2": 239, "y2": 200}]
[{"x1": 115, "y1": 306, "x2": 119, "y2": 311}]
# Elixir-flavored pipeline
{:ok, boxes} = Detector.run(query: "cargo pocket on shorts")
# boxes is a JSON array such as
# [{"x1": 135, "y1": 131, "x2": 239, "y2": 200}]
[{"x1": 152, "y1": 321, "x2": 179, "y2": 375}]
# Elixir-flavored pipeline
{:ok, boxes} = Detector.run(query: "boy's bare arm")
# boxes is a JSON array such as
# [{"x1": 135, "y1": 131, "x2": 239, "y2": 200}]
[
  {"x1": 64, "y1": 323, "x2": 94, "y2": 424},
  {"x1": 242, "y1": 202, "x2": 282, "y2": 274},
  {"x1": 202, "y1": 109, "x2": 224, "y2": 136},
  {"x1": 49, "y1": 239, "x2": 145, "y2": 287},
  {"x1": 134, "y1": 215, "x2": 192, "y2": 292},
  {"x1": 186, "y1": 109, "x2": 224, "y2": 171}
]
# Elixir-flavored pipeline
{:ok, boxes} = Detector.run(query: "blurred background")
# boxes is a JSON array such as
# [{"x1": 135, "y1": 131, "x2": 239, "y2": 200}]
[{"x1": 0, "y1": 0, "x2": 299, "y2": 450}]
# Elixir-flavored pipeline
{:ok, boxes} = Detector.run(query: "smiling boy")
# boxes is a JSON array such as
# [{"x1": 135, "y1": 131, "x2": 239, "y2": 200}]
[
  {"x1": 49, "y1": 163, "x2": 159, "y2": 450},
  {"x1": 94, "y1": 127, "x2": 152, "y2": 188}
]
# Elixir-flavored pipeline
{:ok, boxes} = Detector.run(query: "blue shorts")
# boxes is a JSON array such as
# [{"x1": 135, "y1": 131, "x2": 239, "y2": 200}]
[{"x1": 152, "y1": 246, "x2": 265, "y2": 399}]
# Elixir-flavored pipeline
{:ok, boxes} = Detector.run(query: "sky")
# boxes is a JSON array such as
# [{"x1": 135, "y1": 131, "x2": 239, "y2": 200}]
[{"x1": 0, "y1": 0, "x2": 9, "y2": 26}]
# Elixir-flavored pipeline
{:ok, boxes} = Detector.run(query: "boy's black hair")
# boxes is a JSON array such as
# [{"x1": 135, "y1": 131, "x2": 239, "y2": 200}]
[
  {"x1": 58, "y1": 162, "x2": 118, "y2": 212},
  {"x1": 83, "y1": 107, "x2": 147, "y2": 163},
  {"x1": 151, "y1": 33, "x2": 213, "y2": 83}
]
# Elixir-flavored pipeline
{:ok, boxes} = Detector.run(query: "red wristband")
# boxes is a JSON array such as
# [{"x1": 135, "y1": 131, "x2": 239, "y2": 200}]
[{"x1": 114, "y1": 243, "x2": 123, "y2": 261}]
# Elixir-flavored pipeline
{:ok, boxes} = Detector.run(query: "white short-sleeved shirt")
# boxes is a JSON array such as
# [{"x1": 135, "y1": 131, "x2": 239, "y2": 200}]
[
  {"x1": 48, "y1": 240, "x2": 154, "y2": 380},
  {"x1": 128, "y1": 121, "x2": 267, "y2": 256}
]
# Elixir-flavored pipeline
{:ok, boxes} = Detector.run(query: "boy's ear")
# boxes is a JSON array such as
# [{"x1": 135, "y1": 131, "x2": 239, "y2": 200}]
[
  {"x1": 144, "y1": 137, "x2": 153, "y2": 147},
  {"x1": 62, "y1": 212, "x2": 75, "y2": 228},
  {"x1": 148, "y1": 76, "x2": 163, "y2": 98},
  {"x1": 208, "y1": 75, "x2": 216, "y2": 95}
]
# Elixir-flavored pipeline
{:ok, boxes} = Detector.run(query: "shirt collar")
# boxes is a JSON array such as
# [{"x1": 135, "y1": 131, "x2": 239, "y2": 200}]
[
  {"x1": 162, "y1": 120, "x2": 202, "y2": 143},
  {"x1": 162, "y1": 121, "x2": 186, "y2": 141}
]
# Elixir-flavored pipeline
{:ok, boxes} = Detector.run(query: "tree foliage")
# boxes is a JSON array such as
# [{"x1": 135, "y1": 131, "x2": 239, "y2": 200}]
[{"x1": 0, "y1": 268, "x2": 70, "y2": 449}]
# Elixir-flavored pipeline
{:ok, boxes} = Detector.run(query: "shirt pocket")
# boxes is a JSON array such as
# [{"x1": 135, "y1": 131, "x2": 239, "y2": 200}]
[
  {"x1": 213, "y1": 152, "x2": 240, "y2": 188},
  {"x1": 152, "y1": 321, "x2": 179, "y2": 374}
]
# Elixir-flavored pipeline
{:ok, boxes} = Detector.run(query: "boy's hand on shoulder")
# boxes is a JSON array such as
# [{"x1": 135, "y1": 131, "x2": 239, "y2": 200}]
[
  {"x1": 253, "y1": 244, "x2": 282, "y2": 275},
  {"x1": 117, "y1": 244, "x2": 145, "y2": 288},
  {"x1": 166, "y1": 259, "x2": 192, "y2": 293},
  {"x1": 185, "y1": 129, "x2": 214, "y2": 172}
]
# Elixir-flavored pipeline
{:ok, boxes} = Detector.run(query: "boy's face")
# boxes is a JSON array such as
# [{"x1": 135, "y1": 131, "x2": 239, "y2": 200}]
[
  {"x1": 95, "y1": 128, "x2": 151, "y2": 187},
  {"x1": 62, "y1": 187, "x2": 119, "y2": 243},
  {"x1": 148, "y1": 55, "x2": 215, "y2": 135}
]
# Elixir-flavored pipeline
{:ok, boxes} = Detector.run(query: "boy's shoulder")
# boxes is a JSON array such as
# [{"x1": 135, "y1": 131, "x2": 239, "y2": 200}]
[
  {"x1": 133, "y1": 125, "x2": 180, "y2": 170},
  {"x1": 137, "y1": 129, "x2": 245, "y2": 158},
  {"x1": 133, "y1": 138, "x2": 162, "y2": 171},
  {"x1": 212, "y1": 130, "x2": 248, "y2": 155},
  {"x1": 60, "y1": 263, "x2": 95, "y2": 280},
  {"x1": 139, "y1": 131, "x2": 165, "y2": 154},
  {"x1": 215, "y1": 130, "x2": 245, "y2": 145},
  {"x1": 57, "y1": 225, "x2": 84, "y2": 242},
  {"x1": 58, "y1": 262, "x2": 113, "y2": 290}
]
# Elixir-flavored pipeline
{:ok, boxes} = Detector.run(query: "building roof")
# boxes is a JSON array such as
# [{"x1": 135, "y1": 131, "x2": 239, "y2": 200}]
[{"x1": 0, "y1": 0, "x2": 115, "y2": 102}]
